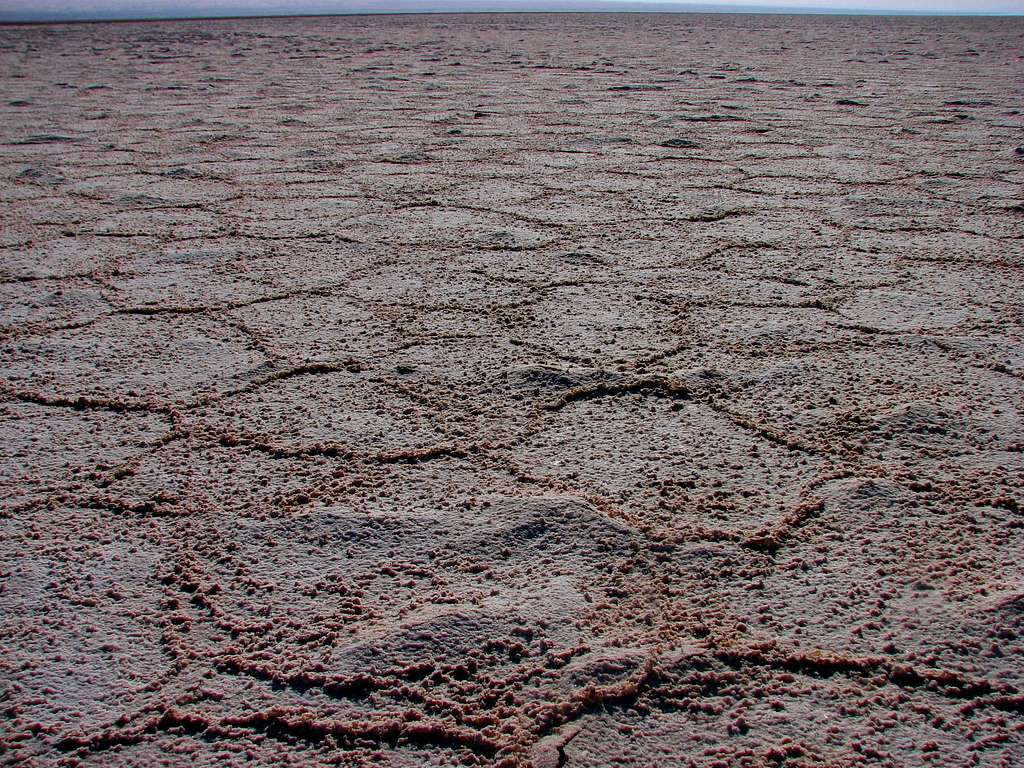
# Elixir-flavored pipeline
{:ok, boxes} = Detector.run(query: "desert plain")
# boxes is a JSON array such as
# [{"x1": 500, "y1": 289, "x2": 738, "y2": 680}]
[{"x1": 1, "y1": 11, "x2": 1023, "y2": 767}]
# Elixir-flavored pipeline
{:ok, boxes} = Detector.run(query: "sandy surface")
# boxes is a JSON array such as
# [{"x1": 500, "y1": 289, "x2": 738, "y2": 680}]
[{"x1": 1, "y1": 12, "x2": 1023, "y2": 767}]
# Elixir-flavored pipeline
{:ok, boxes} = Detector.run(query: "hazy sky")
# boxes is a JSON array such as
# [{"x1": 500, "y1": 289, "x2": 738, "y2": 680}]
[{"x1": 1, "y1": 0, "x2": 1022, "y2": 22}]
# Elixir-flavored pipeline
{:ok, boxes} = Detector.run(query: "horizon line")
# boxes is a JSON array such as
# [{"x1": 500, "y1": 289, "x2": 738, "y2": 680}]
[{"x1": 2, "y1": 8, "x2": 1023, "y2": 25}]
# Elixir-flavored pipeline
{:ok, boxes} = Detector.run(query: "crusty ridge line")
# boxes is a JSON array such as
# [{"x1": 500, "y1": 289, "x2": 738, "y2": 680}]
[
  {"x1": 0, "y1": 382, "x2": 176, "y2": 416},
  {"x1": 54, "y1": 707, "x2": 501, "y2": 757},
  {"x1": 542, "y1": 375, "x2": 692, "y2": 411}
]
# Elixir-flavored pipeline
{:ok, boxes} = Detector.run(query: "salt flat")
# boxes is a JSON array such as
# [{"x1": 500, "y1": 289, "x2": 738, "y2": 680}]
[{"x1": 1, "y1": 12, "x2": 1023, "y2": 767}]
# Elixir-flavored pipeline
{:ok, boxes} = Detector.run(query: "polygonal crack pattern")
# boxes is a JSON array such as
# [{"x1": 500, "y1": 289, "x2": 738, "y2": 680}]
[{"x1": 1, "y1": 12, "x2": 1023, "y2": 768}]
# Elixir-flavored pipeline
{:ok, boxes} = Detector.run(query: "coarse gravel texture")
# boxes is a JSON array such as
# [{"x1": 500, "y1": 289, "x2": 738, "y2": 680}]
[{"x1": 1, "y1": 12, "x2": 1023, "y2": 768}]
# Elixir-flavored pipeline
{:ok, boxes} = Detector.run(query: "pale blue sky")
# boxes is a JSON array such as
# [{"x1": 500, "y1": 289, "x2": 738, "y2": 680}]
[{"x1": 1, "y1": 0, "x2": 1021, "y2": 22}]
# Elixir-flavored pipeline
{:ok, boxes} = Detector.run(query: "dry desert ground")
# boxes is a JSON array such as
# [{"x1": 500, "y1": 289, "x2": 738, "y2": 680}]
[{"x1": 1, "y1": 11, "x2": 1024, "y2": 768}]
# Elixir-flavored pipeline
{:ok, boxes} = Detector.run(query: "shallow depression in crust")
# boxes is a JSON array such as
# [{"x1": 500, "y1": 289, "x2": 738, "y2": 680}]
[{"x1": 511, "y1": 389, "x2": 830, "y2": 536}]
